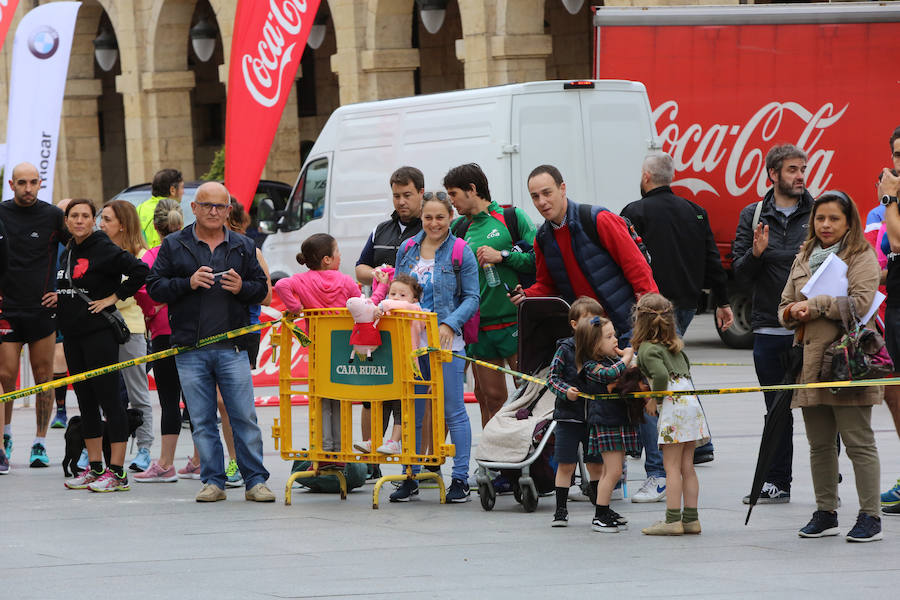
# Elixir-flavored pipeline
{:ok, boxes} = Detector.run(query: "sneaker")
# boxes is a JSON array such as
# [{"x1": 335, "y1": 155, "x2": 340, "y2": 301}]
[
  {"x1": 88, "y1": 469, "x2": 130, "y2": 492},
  {"x1": 133, "y1": 461, "x2": 178, "y2": 483},
  {"x1": 882, "y1": 503, "x2": 900, "y2": 516},
  {"x1": 568, "y1": 483, "x2": 590, "y2": 502},
  {"x1": 29, "y1": 443, "x2": 49, "y2": 468},
  {"x1": 128, "y1": 447, "x2": 152, "y2": 472},
  {"x1": 846, "y1": 512, "x2": 883, "y2": 542},
  {"x1": 0, "y1": 449, "x2": 9, "y2": 474},
  {"x1": 682, "y1": 519, "x2": 702, "y2": 535},
  {"x1": 742, "y1": 482, "x2": 790, "y2": 505},
  {"x1": 551, "y1": 508, "x2": 568, "y2": 527},
  {"x1": 225, "y1": 459, "x2": 244, "y2": 488},
  {"x1": 693, "y1": 451, "x2": 714, "y2": 465},
  {"x1": 492, "y1": 475, "x2": 513, "y2": 495},
  {"x1": 389, "y1": 479, "x2": 419, "y2": 502},
  {"x1": 366, "y1": 464, "x2": 383, "y2": 481},
  {"x1": 354, "y1": 440, "x2": 372, "y2": 453},
  {"x1": 798, "y1": 510, "x2": 840, "y2": 538},
  {"x1": 631, "y1": 476, "x2": 666, "y2": 503},
  {"x1": 65, "y1": 468, "x2": 104, "y2": 490},
  {"x1": 50, "y1": 410, "x2": 67, "y2": 429},
  {"x1": 881, "y1": 479, "x2": 900, "y2": 506},
  {"x1": 446, "y1": 478, "x2": 471, "y2": 503},
  {"x1": 592, "y1": 513, "x2": 620, "y2": 533},
  {"x1": 76, "y1": 449, "x2": 89, "y2": 471},
  {"x1": 196, "y1": 483, "x2": 226, "y2": 502},
  {"x1": 641, "y1": 519, "x2": 684, "y2": 536},
  {"x1": 376, "y1": 439, "x2": 401, "y2": 454},
  {"x1": 177, "y1": 457, "x2": 201, "y2": 479},
  {"x1": 3, "y1": 433, "x2": 11, "y2": 458},
  {"x1": 609, "y1": 508, "x2": 629, "y2": 526},
  {"x1": 245, "y1": 482, "x2": 276, "y2": 502}
]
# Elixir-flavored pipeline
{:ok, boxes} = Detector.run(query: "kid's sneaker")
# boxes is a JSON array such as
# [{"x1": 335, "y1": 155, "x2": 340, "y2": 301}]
[
  {"x1": 65, "y1": 468, "x2": 104, "y2": 490},
  {"x1": 88, "y1": 470, "x2": 130, "y2": 493},
  {"x1": 353, "y1": 440, "x2": 372, "y2": 453},
  {"x1": 591, "y1": 513, "x2": 620, "y2": 533},
  {"x1": 376, "y1": 439, "x2": 401, "y2": 454},
  {"x1": 551, "y1": 508, "x2": 568, "y2": 527}
]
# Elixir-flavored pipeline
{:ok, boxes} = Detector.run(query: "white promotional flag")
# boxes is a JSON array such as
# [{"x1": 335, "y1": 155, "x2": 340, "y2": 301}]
[{"x1": 2, "y1": 2, "x2": 80, "y2": 202}]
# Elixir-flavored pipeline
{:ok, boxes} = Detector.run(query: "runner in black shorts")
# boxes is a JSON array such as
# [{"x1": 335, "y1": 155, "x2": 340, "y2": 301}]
[{"x1": 0, "y1": 163, "x2": 69, "y2": 469}]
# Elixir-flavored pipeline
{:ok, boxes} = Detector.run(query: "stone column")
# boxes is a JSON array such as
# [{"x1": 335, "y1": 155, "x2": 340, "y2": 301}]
[
  {"x1": 457, "y1": 0, "x2": 551, "y2": 88},
  {"x1": 132, "y1": 70, "x2": 197, "y2": 181},
  {"x1": 55, "y1": 78, "x2": 104, "y2": 204}
]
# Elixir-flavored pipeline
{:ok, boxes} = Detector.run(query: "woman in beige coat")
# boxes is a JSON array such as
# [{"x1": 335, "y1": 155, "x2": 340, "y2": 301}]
[{"x1": 779, "y1": 190, "x2": 883, "y2": 542}]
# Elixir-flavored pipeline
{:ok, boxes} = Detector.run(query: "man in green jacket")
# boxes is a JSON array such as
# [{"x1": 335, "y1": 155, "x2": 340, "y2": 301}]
[
  {"x1": 137, "y1": 168, "x2": 184, "y2": 247},
  {"x1": 445, "y1": 163, "x2": 536, "y2": 428}
]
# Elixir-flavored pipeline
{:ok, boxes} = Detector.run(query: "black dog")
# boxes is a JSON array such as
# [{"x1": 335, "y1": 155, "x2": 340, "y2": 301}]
[{"x1": 62, "y1": 408, "x2": 144, "y2": 477}]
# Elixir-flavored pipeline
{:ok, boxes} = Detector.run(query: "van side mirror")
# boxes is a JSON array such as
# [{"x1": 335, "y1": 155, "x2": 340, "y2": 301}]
[{"x1": 257, "y1": 197, "x2": 277, "y2": 234}]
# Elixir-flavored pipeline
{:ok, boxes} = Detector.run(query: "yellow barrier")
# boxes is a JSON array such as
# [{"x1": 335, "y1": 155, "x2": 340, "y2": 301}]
[{"x1": 270, "y1": 309, "x2": 455, "y2": 508}]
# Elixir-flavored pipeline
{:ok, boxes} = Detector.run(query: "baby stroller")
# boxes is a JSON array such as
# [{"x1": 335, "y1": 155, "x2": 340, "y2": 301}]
[{"x1": 474, "y1": 297, "x2": 585, "y2": 512}]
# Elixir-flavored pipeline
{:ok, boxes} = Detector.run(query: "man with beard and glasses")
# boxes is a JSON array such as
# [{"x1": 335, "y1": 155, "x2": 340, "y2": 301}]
[{"x1": 732, "y1": 144, "x2": 812, "y2": 506}]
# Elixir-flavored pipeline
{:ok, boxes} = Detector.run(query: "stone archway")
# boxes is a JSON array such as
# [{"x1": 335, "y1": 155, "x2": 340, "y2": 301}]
[
  {"x1": 545, "y1": 0, "x2": 594, "y2": 80},
  {"x1": 414, "y1": 0, "x2": 464, "y2": 94}
]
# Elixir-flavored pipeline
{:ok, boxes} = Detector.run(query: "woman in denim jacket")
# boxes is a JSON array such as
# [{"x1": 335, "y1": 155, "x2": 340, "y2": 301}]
[{"x1": 392, "y1": 193, "x2": 480, "y2": 503}]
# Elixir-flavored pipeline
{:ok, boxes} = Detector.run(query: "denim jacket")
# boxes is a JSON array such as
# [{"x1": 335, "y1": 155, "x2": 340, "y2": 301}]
[{"x1": 395, "y1": 231, "x2": 480, "y2": 335}]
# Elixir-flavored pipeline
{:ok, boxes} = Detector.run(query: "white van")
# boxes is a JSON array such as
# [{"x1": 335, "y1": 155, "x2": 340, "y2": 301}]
[{"x1": 259, "y1": 79, "x2": 659, "y2": 280}]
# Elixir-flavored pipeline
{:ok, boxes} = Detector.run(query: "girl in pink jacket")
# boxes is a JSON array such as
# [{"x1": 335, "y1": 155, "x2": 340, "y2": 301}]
[{"x1": 274, "y1": 234, "x2": 360, "y2": 455}]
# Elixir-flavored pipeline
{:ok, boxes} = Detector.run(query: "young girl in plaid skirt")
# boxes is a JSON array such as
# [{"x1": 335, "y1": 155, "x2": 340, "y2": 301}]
[{"x1": 576, "y1": 316, "x2": 640, "y2": 532}]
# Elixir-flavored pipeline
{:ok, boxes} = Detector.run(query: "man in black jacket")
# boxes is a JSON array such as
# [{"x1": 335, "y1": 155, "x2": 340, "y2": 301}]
[
  {"x1": 354, "y1": 166, "x2": 424, "y2": 461},
  {"x1": 147, "y1": 182, "x2": 273, "y2": 503},
  {"x1": 621, "y1": 152, "x2": 733, "y2": 483},
  {"x1": 733, "y1": 144, "x2": 813, "y2": 505}
]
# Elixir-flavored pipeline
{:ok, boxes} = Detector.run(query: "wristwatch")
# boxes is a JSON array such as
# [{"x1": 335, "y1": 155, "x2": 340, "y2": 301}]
[
  {"x1": 500, "y1": 249, "x2": 510, "y2": 262},
  {"x1": 881, "y1": 194, "x2": 898, "y2": 206}
]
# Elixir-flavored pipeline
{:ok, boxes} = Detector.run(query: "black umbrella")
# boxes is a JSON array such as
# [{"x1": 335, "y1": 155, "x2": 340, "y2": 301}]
[{"x1": 745, "y1": 343, "x2": 803, "y2": 525}]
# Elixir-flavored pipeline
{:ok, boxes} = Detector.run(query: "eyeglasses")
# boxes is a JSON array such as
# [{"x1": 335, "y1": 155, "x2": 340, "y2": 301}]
[
  {"x1": 195, "y1": 202, "x2": 230, "y2": 213},
  {"x1": 424, "y1": 191, "x2": 448, "y2": 201}
]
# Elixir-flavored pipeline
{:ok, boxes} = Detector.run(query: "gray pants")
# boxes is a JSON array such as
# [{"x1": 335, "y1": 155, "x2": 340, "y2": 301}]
[
  {"x1": 321, "y1": 398, "x2": 341, "y2": 452},
  {"x1": 802, "y1": 404, "x2": 880, "y2": 515},
  {"x1": 119, "y1": 333, "x2": 154, "y2": 449}
]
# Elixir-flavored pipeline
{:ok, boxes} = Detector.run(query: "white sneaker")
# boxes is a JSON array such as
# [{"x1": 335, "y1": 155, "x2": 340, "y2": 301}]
[
  {"x1": 611, "y1": 481, "x2": 624, "y2": 501},
  {"x1": 376, "y1": 439, "x2": 401, "y2": 454},
  {"x1": 631, "y1": 476, "x2": 666, "y2": 503},
  {"x1": 568, "y1": 484, "x2": 590, "y2": 502},
  {"x1": 353, "y1": 440, "x2": 372, "y2": 453}
]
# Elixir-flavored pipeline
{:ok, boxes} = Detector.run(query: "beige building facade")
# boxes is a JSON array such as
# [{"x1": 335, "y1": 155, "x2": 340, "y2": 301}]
[{"x1": 0, "y1": 0, "x2": 749, "y2": 204}]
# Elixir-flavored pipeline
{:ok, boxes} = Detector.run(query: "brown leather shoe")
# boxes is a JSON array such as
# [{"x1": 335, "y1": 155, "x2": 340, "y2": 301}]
[
  {"x1": 682, "y1": 519, "x2": 702, "y2": 534},
  {"x1": 245, "y1": 482, "x2": 276, "y2": 502},
  {"x1": 641, "y1": 519, "x2": 684, "y2": 536},
  {"x1": 195, "y1": 483, "x2": 226, "y2": 502}
]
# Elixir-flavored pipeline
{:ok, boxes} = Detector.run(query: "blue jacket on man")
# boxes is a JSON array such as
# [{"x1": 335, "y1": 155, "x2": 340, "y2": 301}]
[{"x1": 146, "y1": 224, "x2": 268, "y2": 349}]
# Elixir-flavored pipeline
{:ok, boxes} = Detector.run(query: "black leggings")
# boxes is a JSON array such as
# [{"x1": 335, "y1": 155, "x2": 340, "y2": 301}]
[
  {"x1": 151, "y1": 335, "x2": 183, "y2": 436},
  {"x1": 63, "y1": 328, "x2": 128, "y2": 442}
]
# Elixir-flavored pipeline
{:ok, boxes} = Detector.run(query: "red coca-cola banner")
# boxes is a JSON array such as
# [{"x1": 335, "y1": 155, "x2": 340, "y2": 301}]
[
  {"x1": 595, "y1": 21, "x2": 898, "y2": 255},
  {"x1": 0, "y1": 1, "x2": 21, "y2": 54},
  {"x1": 225, "y1": 0, "x2": 321, "y2": 209}
]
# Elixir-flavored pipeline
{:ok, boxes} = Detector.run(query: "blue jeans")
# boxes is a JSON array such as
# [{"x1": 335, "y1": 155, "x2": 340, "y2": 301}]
[
  {"x1": 176, "y1": 347, "x2": 269, "y2": 490},
  {"x1": 411, "y1": 355, "x2": 471, "y2": 481},
  {"x1": 753, "y1": 333, "x2": 795, "y2": 490}
]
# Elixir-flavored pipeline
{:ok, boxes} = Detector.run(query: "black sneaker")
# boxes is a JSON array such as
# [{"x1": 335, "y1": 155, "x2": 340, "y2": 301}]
[
  {"x1": 742, "y1": 482, "x2": 790, "y2": 505},
  {"x1": 609, "y1": 509, "x2": 629, "y2": 529},
  {"x1": 693, "y1": 451, "x2": 714, "y2": 465},
  {"x1": 882, "y1": 503, "x2": 900, "y2": 517},
  {"x1": 798, "y1": 510, "x2": 840, "y2": 538},
  {"x1": 846, "y1": 512, "x2": 883, "y2": 542},
  {"x1": 591, "y1": 513, "x2": 620, "y2": 533},
  {"x1": 551, "y1": 508, "x2": 568, "y2": 527},
  {"x1": 389, "y1": 479, "x2": 419, "y2": 502},
  {"x1": 446, "y1": 478, "x2": 470, "y2": 503}
]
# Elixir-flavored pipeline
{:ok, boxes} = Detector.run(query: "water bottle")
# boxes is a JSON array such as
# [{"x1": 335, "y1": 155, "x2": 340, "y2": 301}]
[{"x1": 483, "y1": 263, "x2": 501, "y2": 287}]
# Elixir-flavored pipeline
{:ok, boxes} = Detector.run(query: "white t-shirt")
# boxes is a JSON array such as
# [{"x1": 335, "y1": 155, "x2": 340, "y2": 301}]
[{"x1": 409, "y1": 257, "x2": 464, "y2": 351}]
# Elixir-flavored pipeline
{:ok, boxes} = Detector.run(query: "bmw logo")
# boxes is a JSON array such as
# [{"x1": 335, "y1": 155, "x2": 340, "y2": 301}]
[{"x1": 28, "y1": 26, "x2": 59, "y2": 59}]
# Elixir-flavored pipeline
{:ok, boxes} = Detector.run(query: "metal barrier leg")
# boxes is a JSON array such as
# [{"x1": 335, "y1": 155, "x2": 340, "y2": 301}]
[{"x1": 284, "y1": 471, "x2": 312, "y2": 505}]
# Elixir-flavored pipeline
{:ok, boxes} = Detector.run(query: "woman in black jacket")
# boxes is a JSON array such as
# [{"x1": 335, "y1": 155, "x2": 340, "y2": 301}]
[{"x1": 57, "y1": 199, "x2": 148, "y2": 493}]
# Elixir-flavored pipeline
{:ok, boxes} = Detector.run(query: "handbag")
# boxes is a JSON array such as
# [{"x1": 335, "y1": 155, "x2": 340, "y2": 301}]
[
  {"x1": 820, "y1": 297, "x2": 893, "y2": 383},
  {"x1": 65, "y1": 248, "x2": 131, "y2": 344}
]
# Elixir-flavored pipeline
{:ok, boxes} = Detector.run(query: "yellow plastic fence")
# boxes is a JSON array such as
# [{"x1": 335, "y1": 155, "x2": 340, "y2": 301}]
[{"x1": 270, "y1": 309, "x2": 455, "y2": 508}]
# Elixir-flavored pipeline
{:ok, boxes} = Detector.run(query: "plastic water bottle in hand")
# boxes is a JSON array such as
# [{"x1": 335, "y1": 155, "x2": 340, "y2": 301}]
[{"x1": 483, "y1": 264, "x2": 501, "y2": 287}]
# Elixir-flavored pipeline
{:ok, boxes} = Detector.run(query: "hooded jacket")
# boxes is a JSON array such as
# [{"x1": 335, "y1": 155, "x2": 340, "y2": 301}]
[
  {"x1": 273, "y1": 269, "x2": 361, "y2": 312},
  {"x1": 56, "y1": 231, "x2": 149, "y2": 337}
]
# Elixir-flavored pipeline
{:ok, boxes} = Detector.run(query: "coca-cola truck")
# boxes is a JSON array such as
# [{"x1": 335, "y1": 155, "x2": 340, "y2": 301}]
[{"x1": 593, "y1": 3, "x2": 900, "y2": 348}]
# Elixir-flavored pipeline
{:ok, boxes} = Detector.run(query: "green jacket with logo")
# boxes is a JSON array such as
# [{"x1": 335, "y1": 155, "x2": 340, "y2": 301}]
[{"x1": 452, "y1": 201, "x2": 536, "y2": 326}]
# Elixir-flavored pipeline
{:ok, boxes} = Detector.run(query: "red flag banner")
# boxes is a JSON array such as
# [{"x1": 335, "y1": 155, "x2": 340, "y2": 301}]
[
  {"x1": 225, "y1": 0, "x2": 321, "y2": 209},
  {"x1": 0, "y1": 1, "x2": 21, "y2": 52}
]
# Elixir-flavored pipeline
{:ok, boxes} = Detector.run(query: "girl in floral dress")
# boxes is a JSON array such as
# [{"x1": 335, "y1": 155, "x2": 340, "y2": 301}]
[{"x1": 634, "y1": 293, "x2": 709, "y2": 536}]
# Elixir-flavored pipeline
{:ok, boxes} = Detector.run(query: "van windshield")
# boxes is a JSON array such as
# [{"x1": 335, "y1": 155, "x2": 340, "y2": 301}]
[{"x1": 284, "y1": 157, "x2": 328, "y2": 231}]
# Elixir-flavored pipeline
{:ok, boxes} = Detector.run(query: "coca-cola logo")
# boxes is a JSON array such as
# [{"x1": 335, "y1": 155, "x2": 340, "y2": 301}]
[
  {"x1": 241, "y1": 0, "x2": 310, "y2": 108},
  {"x1": 653, "y1": 100, "x2": 848, "y2": 199}
]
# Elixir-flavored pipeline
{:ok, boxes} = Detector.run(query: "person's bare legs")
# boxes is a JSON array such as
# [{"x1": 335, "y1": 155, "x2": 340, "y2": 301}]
[
  {"x1": 0, "y1": 341, "x2": 24, "y2": 429},
  {"x1": 216, "y1": 388, "x2": 237, "y2": 461},
  {"x1": 662, "y1": 443, "x2": 685, "y2": 511},
  {"x1": 28, "y1": 334, "x2": 57, "y2": 438},
  {"x1": 158, "y1": 434, "x2": 179, "y2": 469},
  {"x1": 360, "y1": 405, "x2": 371, "y2": 443},
  {"x1": 596, "y1": 451, "x2": 624, "y2": 505}
]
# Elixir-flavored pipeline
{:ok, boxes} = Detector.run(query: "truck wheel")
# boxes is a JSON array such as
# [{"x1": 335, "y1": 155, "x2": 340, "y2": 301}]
[{"x1": 716, "y1": 289, "x2": 754, "y2": 349}]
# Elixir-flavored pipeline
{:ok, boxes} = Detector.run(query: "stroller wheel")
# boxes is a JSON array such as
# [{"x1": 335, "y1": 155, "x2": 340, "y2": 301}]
[
  {"x1": 478, "y1": 483, "x2": 496, "y2": 511},
  {"x1": 513, "y1": 481, "x2": 523, "y2": 504},
  {"x1": 520, "y1": 484, "x2": 538, "y2": 513}
]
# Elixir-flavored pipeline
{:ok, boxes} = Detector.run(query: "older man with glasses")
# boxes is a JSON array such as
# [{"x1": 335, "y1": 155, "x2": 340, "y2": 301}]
[{"x1": 147, "y1": 181, "x2": 273, "y2": 503}]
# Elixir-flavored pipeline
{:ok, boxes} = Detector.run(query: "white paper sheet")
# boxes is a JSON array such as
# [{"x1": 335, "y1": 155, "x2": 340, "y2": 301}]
[
  {"x1": 801, "y1": 253, "x2": 848, "y2": 298},
  {"x1": 859, "y1": 291, "x2": 886, "y2": 327}
]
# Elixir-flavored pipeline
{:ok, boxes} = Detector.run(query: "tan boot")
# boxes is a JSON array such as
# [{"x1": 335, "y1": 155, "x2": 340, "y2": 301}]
[
  {"x1": 245, "y1": 482, "x2": 276, "y2": 502},
  {"x1": 195, "y1": 483, "x2": 226, "y2": 502},
  {"x1": 641, "y1": 519, "x2": 684, "y2": 536},
  {"x1": 682, "y1": 519, "x2": 702, "y2": 534}
]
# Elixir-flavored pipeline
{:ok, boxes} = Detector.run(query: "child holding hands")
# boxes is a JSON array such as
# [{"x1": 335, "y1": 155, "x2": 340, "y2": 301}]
[{"x1": 633, "y1": 293, "x2": 709, "y2": 535}]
